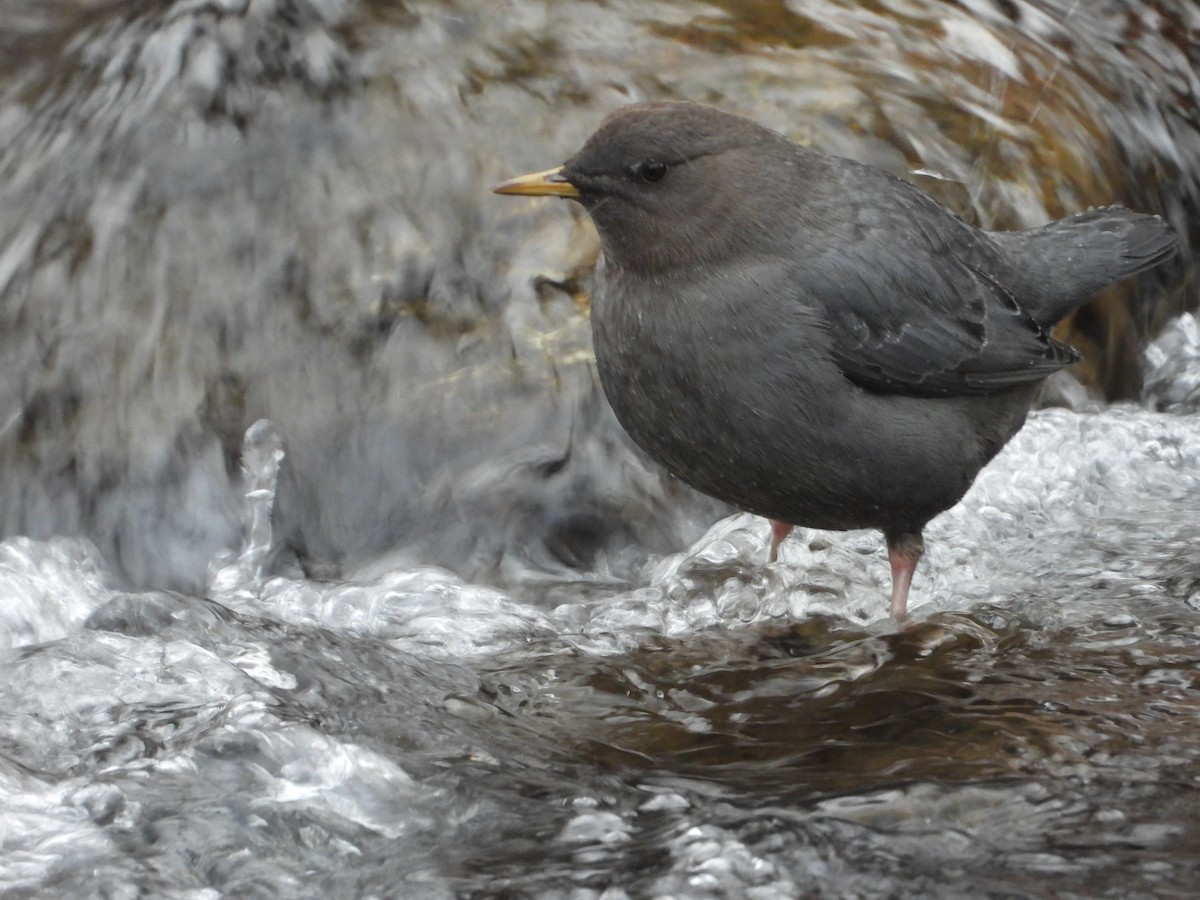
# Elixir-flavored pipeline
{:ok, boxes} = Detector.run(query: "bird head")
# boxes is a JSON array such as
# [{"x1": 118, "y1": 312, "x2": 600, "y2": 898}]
[{"x1": 493, "y1": 101, "x2": 791, "y2": 274}]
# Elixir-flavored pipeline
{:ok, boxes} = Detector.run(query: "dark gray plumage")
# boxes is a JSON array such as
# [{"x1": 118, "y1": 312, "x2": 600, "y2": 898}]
[{"x1": 493, "y1": 101, "x2": 1178, "y2": 617}]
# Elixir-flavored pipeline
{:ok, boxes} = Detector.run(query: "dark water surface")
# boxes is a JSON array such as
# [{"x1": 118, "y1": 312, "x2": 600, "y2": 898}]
[{"x1": 0, "y1": 1, "x2": 1198, "y2": 897}]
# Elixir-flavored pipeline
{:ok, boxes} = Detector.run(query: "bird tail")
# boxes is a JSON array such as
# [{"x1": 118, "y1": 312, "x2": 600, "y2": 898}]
[{"x1": 993, "y1": 207, "x2": 1178, "y2": 327}]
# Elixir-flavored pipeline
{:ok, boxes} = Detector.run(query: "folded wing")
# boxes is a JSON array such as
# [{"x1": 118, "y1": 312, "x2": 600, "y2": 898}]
[{"x1": 806, "y1": 228, "x2": 1079, "y2": 397}]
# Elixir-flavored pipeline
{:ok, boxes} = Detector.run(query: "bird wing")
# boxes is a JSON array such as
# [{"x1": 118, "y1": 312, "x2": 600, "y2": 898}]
[{"x1": 804, "y1": 230, "x2": 1080, "y2": 397}]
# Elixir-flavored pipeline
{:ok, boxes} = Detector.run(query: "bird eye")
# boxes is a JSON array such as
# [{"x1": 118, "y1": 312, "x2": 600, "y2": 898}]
[{"x1": 638, "y1": 160, "x2": 667, "y2": 183}]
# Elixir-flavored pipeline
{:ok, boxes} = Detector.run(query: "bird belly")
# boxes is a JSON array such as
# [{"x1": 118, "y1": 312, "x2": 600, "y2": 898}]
[
  {"x1": 591, "y1": 268, "x2": 1036, "y2": 535},
  {"x1": 596, "y1": 333, "x2": 1032, "y2": 534}
]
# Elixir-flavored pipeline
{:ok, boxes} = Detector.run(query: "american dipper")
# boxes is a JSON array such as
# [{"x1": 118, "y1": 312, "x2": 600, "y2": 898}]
[{"x1": 493, "y1": 101, "x2": 1177, "y2": 617}]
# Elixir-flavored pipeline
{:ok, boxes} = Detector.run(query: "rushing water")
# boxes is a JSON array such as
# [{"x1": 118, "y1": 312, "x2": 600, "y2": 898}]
[{"x1": 0, "y1": 1, "x2": 1198, "y2": 898}]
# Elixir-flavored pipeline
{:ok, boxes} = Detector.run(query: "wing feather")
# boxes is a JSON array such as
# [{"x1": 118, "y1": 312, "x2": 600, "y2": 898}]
[{"x1": 803, "y1": 218, "x2": 1078, "y2": 397}]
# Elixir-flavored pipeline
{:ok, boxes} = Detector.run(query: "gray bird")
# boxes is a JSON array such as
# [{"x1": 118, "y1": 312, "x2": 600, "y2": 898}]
[{"x1": 493, "y1": 101, "x2": 1177, "y2": 618}]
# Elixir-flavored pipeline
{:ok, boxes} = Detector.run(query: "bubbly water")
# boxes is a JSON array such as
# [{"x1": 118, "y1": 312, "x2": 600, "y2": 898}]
[
  {"x1": 0, "y1": 1, "x2": 1198, "y2": 898},
  {"x1": 3, "y1": 374, "x2": 1199, "y2": 897}
]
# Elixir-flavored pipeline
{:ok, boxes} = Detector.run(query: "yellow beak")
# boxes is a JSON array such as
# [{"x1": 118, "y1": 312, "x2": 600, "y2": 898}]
[{"x1": 491, "y1": 166, "x2": 580, "y2": 198}]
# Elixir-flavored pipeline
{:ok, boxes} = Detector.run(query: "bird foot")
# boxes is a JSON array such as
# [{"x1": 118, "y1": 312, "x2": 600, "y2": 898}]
[
  {"x1": 767, "y1": 519, "x2": 794, "y2": 562},
  {"x1": 885, "y1": 530, "x2": 925, "y2": 619}
]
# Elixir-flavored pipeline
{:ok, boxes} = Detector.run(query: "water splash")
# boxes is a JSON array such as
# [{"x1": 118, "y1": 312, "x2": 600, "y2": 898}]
[
  {"x1": 0, "y1": 536, "x2": 112, "y2": 649},
  {"x1": 207, "y1": 419, "x2": 285, "y2": 594}
]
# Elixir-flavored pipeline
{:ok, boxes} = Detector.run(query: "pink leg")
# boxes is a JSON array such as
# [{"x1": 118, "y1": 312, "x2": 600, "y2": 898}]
[
  {"x1": 885, "y1": 530, "x2": 924, "y2": 619},
  {"x1": 768, "y1": 519, "x2": 794, "y2": 563}
]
